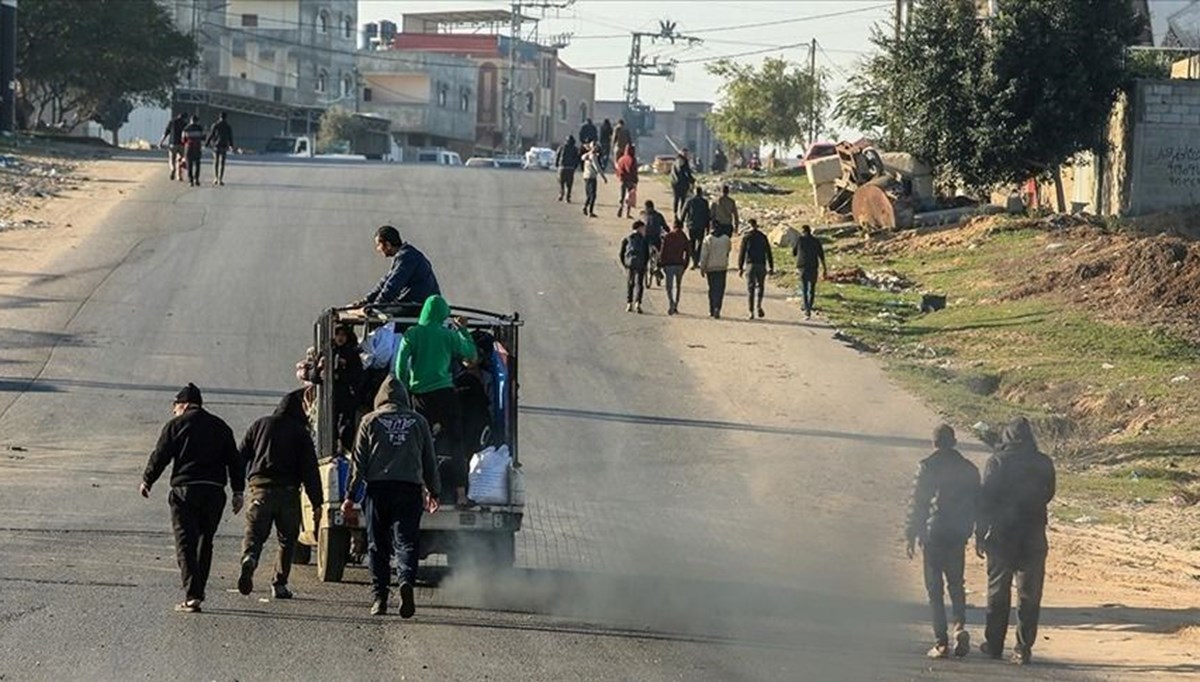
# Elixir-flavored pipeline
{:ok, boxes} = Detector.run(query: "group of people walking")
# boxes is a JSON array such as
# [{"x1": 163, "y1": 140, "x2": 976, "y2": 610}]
[{"x1": 161, "y1": 111, "x2": 235, "y2": 187}]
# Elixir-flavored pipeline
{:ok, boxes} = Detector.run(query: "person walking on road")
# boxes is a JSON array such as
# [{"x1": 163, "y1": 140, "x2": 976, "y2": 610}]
[
  {"x1": 737, "y1": 218, "x2": 774, "y2": 319},
  {"x1": 140, "y1": 383, "x2": 244, "y2": 613},
  {"x1": 343, "y1": 377, "x2": 441, "y2": 618},
  {"x1": 394, "y1": 295, "x2": 477, "y2": 506},
  {"x1": 554, "y1": 135, "x2": 581, "y2": 202},
  {"x1": 698, "y1": 224, "x2": 733, "y2": 318},
  {"x1": 681, "y1": 186, "x2": 711, "y2": 268},
  {"x1": 660, "y1": 218, "x2": 690, "y2": 315},
  {"x1": 182, "y1": 115, "x2": 206, "y2": 187},
  {"x1": 578, "y1": 118, "x2": 598, "y2": 147},
  {"x1": 710, "y1": 184, "x2": 739, "y2": 235},
  {"x1": 615, "y1": 145, "x2": 639, "y2": 218},
  {"x1": 581, "y1": 142, "x2": 607, "y2": 218},
  {"x1": 598, "y1": 118, "x2": 614, "y2": 169},
  {"x1": 641, "y1": 200, "x2": 668, "y2": 287},
  {"x1": 611, "y1": 118, "x2": 632, "y2": 163},
  {"x1": 620, "y1": 220, "x2": 650, "y2": 314},
  {"x1": 352, "y1": 225, "x2": 441, "y2": 308},
  {"x1": 159, "y1": 112, "x2": 188, "y2": 181},
  {"x1": 977, "y1": 417, "x2": 1056, "y2": 666},
  {"x1": 236, "y1": 389, "x2": 324, "y2": 600},
  {"x1": 792, "y1": 225, "x2": 827, "y2": 319},
  {"x1": 205, "y1": 112, "x2": 235, "y2": 186},
  {"x1": 906, "y1": 424, "x2": 981, "y2": 660},
  {"x1": 669, "y1": 149, "x2": 695, "y2": 217}
]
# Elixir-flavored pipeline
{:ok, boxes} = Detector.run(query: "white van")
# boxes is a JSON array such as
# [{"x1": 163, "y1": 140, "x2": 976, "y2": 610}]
[{"x1": 415, "y1": 148, "x2": 463, "y2": 166}]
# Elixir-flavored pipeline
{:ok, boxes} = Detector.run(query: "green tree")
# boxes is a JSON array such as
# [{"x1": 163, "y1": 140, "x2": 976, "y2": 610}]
[
  {"x1": 91, "y1": 97, "x2": 134, "y2": 146},
  {"x1": 317, "y1": 106, "x2": 364, "y2": 153},
  {"x1": 706, "y1": 57, "x2": 828, "y2": 152},
  {"x1": 16, "y1": 0, "x2": 197, "y2": 131}
]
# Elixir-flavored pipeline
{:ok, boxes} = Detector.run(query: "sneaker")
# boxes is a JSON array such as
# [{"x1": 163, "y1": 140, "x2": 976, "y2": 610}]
[
  {"x1": 175, "y1": 599, "x2": 202, "y2": 613},
  {"x1": 399, "y1": 582, "x2": 416, "y2": 619},
  {"x1": 804, "y1": 311, "x2": 812, "y2": 320},
  {"x1": 371, "y1": 596, "x2": 388, "y2": 616},
  {"x1": 589, "y1": 211, "x2": 597, "y2": 217},
  {"x1": 218, "y1": 180, "x2": 225, "y2": 186},
  {"x1": 272, "y1": 584, "x2": 293, "y2": 600},
  {"x1": 213, "y1": 178, "x2": 219, "y2": 186},
  {"x1": 954, "y1": 629, "x2": 970, "y2": 658},
  {"x1": 979, "y1": 641, "x2": 1002, "y2": 660},
  {"x1": 635, "y1": 304, "x2": 643, "y2": 314},
  {"x1": 1011, "y1": 649, "x2": 1030, "y2": 665},
  {"x1": 169, "y1": 172, "x2": 176, "y2": 180},
  {"x1": 757, "y1": 308, "x2": 765, "y2": 318},
  {"x1": 237, "y1": 558, "x2": 255, "y2": 595},
  {"x1": 927, "y1": 643, "x2": 950, "y2": 659},
  {"x1": 626, "y1": 303, "x2": 633, "y2": 312},
  {"x1": 582, "y1": 206, "x2": 588, "y2": 214},
  {"x1": 748, "y1": 312, "x2": 756, "y2": 320}
]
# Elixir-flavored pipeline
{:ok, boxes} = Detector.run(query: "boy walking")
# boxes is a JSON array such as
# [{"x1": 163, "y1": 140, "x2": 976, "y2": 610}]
[
  {"x1": 620, "y1": 220, "x2": 649, "y2": 314},
  {"x1": 660, "y1": 218, "x2": 691, "y2": 315}
]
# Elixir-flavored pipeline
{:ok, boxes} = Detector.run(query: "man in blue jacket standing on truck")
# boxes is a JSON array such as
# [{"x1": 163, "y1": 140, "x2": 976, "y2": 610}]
[{"x1": 352, "y1": 225, "x2": 441, "y2": 308}]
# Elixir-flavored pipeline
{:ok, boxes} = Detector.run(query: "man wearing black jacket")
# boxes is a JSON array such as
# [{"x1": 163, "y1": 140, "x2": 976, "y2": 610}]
[
  {"x1": 352, "y1": 225, "x2": 441, "y2": 309},
  {"x1": 681, "y1": 187, "x2": 711, "y2": 268},
  {"x1": 906, "y1": 424, "x2": 981, "y2": 659},
  {"x1": 554, "y1": 135, "x2": 581, "y2": 202},
  {"x1": 737, "y1": 219, "x2": 774, "y2": 319},
  {"x1": 977, "y1": 417, "x2": 1056, "y2": 666},
  {"x1": 205, "y1": 111, "x2": 235, "y2": 186},
  {"x1": 620, "y1": 220, "x2": 649, "y2": 314},
  {"x1": 140, "y1": 383, "x2": 243, "y2": 613},
  {"x1": 236, "y1": 389, "x2": 324, "y2": 600}
]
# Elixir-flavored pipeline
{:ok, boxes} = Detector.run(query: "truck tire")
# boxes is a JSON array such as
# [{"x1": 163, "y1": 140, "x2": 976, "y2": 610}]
[
  {"x1": 317, "y1": 527, "x2": 349, "y2": 582},
  {"x1": 294, "y1": 542, "x2": 312, "y2": 566}
]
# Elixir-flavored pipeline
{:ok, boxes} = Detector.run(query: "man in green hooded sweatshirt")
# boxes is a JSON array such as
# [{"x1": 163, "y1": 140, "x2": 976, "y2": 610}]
[{"x1": 394, "y1": 295, "x2": 478, "y2": 504}]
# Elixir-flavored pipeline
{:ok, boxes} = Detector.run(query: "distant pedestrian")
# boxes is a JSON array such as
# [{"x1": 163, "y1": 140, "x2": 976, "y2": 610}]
[
  {"x1": 792, "y1": 225, "x2": 827, "y2": 319},
  {"x1": 182, "y1": 115, "x2": 206, "y2": 186},
  {"x1": 205, "y1": 112, "x2": 235, "y2": 186},
  {"x1": 906, "y1": 424, "x2": 981, "y2": 660},
  {"x1": 611, "y1": 118, "x2": 632, "y2": 161},
  {"x1": 711, "y1": 147, "x2": 728, "y2": 174},
  {"x1": 615, "y1": 145, "x2": 639, "y2": 218},
  {"x1": 641, "y1": 200, "x2": 668, "y2": 287},
  {"x1": 669, "y1": 149, "x2": 695, "y2": 217},
  {"x1": 159, "y1": 112, "x2": 188, "y2": 181},
  {"x1": 236, "y1": 389, "x2": 324, "y2": 601},
  {"x1": 579, "y1": 117, "x2": 598, "y2": 146},
  {"x1": 581, "y1": 142, "x2": 607, "y2": 218},
  {"x1": 737, "y1": 218, "x2": 774, "y2": 319},
  {"x1": 554, "y1": 135, "x2": 581, "y2": 202},
  {"x1": 620, "y1": 220, "x2": 649, "y2": 314},
  {"x1": 977, "y1": 417, "x2": 1056, "y2": 666},
  {"x1": 710, "y1": 184, "x2": 739, "y2": 234},
  {"x1": 598, "y1": 118, "x2": 614, "y2": 168},
  {"x1": 660, "y1": 218, "x2": 690, "y2": 315},
  {"x1": 139, "y1": 383, "x2": 244, "y2": 614},
  {"x1": 698, "y1": 223, "x2": 732, "y2": 318},
  {"x1": 343, "y1": 377, "x2": 441, "y2": 618},
  {"x1": 681, "y1": 186, "x2": 711, "y2": 268}
]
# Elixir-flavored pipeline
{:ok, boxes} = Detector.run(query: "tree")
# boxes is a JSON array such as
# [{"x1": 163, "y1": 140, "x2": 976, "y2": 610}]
[
  {"x1": 706, "y1": 57, "x2": 828, "y2": 152},
  {"x1": 91, "y1": 97, "x2": 134, "y2": 146},
  {"x1": 16, "y1": 0, "x2": 197, "y2": 131},
  {"x1": 317, "y1": 107, "x2": 364, "y2": 153}
]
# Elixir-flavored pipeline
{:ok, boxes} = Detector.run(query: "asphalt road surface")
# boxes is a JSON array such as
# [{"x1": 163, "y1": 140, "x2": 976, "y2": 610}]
[{"x1": 0, "y1": 157, "x2": 1091, "y2": 680}]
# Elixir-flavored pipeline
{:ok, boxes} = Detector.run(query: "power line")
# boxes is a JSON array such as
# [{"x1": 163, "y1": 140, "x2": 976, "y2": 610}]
[
  {"x1": 582, "y1": 39, "x2": 812, "y2": 71},
  {"x1": 566, "y1": 3, "x2": 889, "y2": 41}
]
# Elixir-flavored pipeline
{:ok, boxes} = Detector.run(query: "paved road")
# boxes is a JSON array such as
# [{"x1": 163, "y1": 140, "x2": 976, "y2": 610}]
[{"x1": 0, "y1": 158, "x2": 1087, "y2": 680}]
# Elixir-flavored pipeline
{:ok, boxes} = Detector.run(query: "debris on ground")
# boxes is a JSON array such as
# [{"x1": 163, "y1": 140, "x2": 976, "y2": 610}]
[
  {"x1": 701, "y1": 177, "x2": 792, "y2": 195},
  {"x1": 0, "y1": 146, "x2": 84, "y2": 227},
  {"x1": 825, "y1": 265, "x2": 914, "y2": 292}
]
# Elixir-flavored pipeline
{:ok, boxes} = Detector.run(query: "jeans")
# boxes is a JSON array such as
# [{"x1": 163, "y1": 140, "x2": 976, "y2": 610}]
[
  {"x1": 923, "y1": 539, "x2": 968, "y2": 645},
  {"x1": 626, "y1": 267, "x2": 646, "y2": 304},
  {"x1": 365, "y1": 481, "x2": 425, "y2": 597},
  {"x1": 240, "y1": 485, "x2": 302, "y2": 587},
  {"x1": 746, "y1": 263, "x2": 767, "y2": 312},
  {"x1": 799, "y1": 275, "x2": 818, "y2": 313},
  {"x1": 213, "y1": 148, "x2": 228, "y2": 181},
  {"x1": 688, "y1": 229, "x2": 705, "y2": 266},
  {"x1": 706, "y1": 270, "x2": 728, "y2": 316},
  {"x1": 984, "y1": 532, "x2": 1048, "y2": 656},
  {"x1": 185, "y1": 150, "x2": 201, "y2": 184},
  {"x1": 557, "y1": 168, "x2": 575, "y2": 201},
  {"x1": 583, "y1": 177, "x2": 598, "y2": 214},
  {"x1": 168, "y1": 144, "x2": 183, "y2": 178},
  {"x1": 169, "y1": 485, "x2": 226, "y2": 601},
  {"x1": 618, "y1": 181, "x2": 635, "y2": 215},
  {"x1": 663, "y1": 264, "x2": 685, "y2": 311},
  {"x1": 672, "y1": 184, "x2": 689, "y2": 216}
]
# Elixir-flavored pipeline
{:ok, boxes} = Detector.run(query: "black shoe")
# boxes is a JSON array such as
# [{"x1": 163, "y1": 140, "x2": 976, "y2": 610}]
[
  {"x1": 757, "y1": 308, "x2": 765, "y2": 318},
  {"x1": 979, "y1": 641, "x2": 1002, "y2": 660},
  {"x1": 175, "y1": 599, "x2": 202, "y2": 613},
  {"x1": 399, "y1": 583, "x2": 416, "y2": 619},
  {"x1": 371, "y1": 596, "x2": 388, "y2": 616},
  {"x1": 954, "y1": 629, "x2": 970, "y2": 658},
  {"x1": 237, "y1": 558, "x2": 254, "y2": 595},
  {"x1": 1011, "y1": 648, "x2": 1030, "y2": 665},
  {"x1": 272, "y1": 584, "x2": 293, "y2": 600}
]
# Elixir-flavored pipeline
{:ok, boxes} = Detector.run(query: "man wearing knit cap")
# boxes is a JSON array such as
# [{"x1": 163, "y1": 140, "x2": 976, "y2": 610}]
[{"x1": 140, "y1": 383, "x2": 244, "y2": 613}]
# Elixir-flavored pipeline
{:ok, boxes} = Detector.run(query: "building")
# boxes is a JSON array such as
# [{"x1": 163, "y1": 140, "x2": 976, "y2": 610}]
[
  {"x1": 594, "y1": 100, "x2": 716, "y2": 167},
  {"x1": 388, "y1": 9, "x2": 594, "y2": 154},
  {"x1": 355, "y1": 49, "x2": 477, "y2": 159},
  {"x1": 1164, "y1": 1, "x2": 1200, "y2": 47}
]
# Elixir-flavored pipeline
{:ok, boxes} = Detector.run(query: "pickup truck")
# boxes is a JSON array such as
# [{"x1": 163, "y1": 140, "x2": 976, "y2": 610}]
[{"x1": 294, "y1": 304, "x2": 525, "y2": 582}]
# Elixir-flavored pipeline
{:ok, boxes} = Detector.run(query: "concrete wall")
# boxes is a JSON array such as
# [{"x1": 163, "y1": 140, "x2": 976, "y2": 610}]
[
  {"x1": 552, "y1": 67, "x2": 595, "y2": 145},
  {"x1": 594, "y1": 100, "x2": 715, "y2": 167},
  {"x1": 356, "y1": 50, "x2": 476, "y2": 146},
  {"x1": 1128, "y1": 79, "x2": 1200, "y2": 215}
]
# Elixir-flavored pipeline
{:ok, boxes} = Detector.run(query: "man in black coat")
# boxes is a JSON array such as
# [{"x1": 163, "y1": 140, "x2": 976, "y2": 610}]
[
  {"x1": 140, "y1": 383, "x2": 244, "y2": 613},
  {"x1": 977, "y1": 416, "x2": 1056, "y2": 665},
  {"x1": 620, "y1": 220, "x2": 649, "y2": 314},
  {"x1": 554, "y1": 135, "x2": 581, "y2": 202},
  {"x1": 236, "y1": 389, "x2": 324, "y2": 600},
  {"x1": 681, "y1": 186, "x2": 711, "y2": 267}
]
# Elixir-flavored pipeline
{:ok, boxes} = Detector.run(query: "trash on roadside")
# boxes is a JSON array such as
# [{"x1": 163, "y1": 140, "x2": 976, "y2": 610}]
[
  {"x1": 1170, "y1": 375, "x2": 1191, "y2": 384},
  {"x1": 920, "y1": 293, "x2": 947, "y2": 313}
]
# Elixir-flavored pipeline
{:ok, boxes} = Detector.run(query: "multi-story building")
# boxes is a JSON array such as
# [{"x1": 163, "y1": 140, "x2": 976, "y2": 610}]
[{"x1": 594, "y1": 100, "x2": 716, "y2": 167}]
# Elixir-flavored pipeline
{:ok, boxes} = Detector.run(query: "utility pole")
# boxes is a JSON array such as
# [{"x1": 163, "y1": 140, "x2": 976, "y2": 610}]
[
  {"x1": 895, "y1": 0, "x2": 903, "y2": 41},
  {"x1": 808, "y1": 38, "x2": 817, "y2": 147},
  {"x1": 0, "y1": 0, "x2": 15, "y2": 134},
  {"x1": 503, "y1": 0, "x2": 574, "y2": 156},
  {"x1": 623, "y1": 20, "x2": 701, "y2": 138}
]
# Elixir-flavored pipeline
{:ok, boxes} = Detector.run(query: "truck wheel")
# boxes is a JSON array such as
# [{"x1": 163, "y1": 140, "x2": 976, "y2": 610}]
[
  {"x1": 294, "y1": 542, "x2": 312, "y2": 566},
  {"x1": 317, "y1": 527, "x2": 349, "y2": 582}
]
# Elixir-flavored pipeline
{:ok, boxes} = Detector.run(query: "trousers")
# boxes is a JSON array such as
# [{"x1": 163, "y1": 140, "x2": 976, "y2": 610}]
[
  {"x1": 706, "y1": 270, "x2": 728, "y2": 316},
  {"x1": 746, "y1": 263, "x2": 767, "y2": 311},
  {"x1": 240, "y1": 485, "x2": 301, "y2": 587},
  {"x1": 365, "y1": 481, "x2": 424, "y2": 597},
  {"x1": 984, "y1": 536, "x2": 1048, "y2": 656},
  {"x1": 169, "y1": 485, "x2": 226, "y2": 601},
  {"x1": 923, "y1": 539, "x2": 968, "y2": 645}
]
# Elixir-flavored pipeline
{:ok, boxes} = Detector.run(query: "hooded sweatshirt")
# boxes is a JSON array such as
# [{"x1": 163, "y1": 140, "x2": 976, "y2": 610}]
[
  {"x1": 977, "y1": 417, "x2": 1056, "y2": 551},
  {"x1": 239, "y1": 389, "x2": 323, "y2": 507},
  {"x1": 347, "y1": 377, "x2": 440, "y2": 496},
  {"x1": 394, "y1": 295, "x2": 478, "y2": 394}
]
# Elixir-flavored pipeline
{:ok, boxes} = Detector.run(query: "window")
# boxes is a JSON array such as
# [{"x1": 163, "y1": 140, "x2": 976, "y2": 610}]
[
  {"x1": 341, "y1": 75, "x2": 353, "y2": 98},
  {"x1": 363, "y1": 87, "x2": 373, "y2": 102},
  {"x1": 318, "y1": 10, "x2": 329, "y2": 34},
  {"x1": 241, "y1": 14, "x2": 258, "y2": 27},
  {"x1": 524, "y1": 91, "x2": 534, "y2": 114},
  {"x1": 259, "y1": 48, "x2": 275, "y2": 62},
  {"x1": 579, "y1": 101, "x2": 588, "y2": 123},
  {"x1": 344, "y1": 17, "x2": 354, "y2": 39},
  {"x1": 316, "y1": 69, "x2": 327, "y2": 93},
  {"x1": 558, "y1": 98, "x2": 567, "y2": 123},
  {"x1": 541, "y1": 58, "x2": 553, "y2": 87},
  {"x1": 438, "y1": 84, "x2": 447, "y2": 108},
  {"x1": 460, "y1": 87, "x2": 470, "y2": 111}
]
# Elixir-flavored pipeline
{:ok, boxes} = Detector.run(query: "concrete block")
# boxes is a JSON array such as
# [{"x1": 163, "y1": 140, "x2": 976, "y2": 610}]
[
  {"x1": 806, "y1": 155, "x2": 842, "y2": 186},
  {"x1": 910, "y1": 174, "x2": 935, "y2": 200},
  {"x1": 1162, "y1": 113, "x2": 1183, "y2": 124},
  {"x1": 770, "y1": 225, "x2": 801, "y2": 249},
  {"x1": 812, "y1": 181, "x2": 838, "y2": 208},
  {"x1": 881, "y1": 152, "x2": 932, "y2": 177},
  {"x1": 1146, "y1": 112, "x2": 1164, "y2": 124}
]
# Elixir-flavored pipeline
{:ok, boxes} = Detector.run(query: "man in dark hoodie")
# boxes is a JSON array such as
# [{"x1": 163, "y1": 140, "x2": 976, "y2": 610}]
[
  {"x1": 598, "y1": 118, "x2": 614, "y2": 169},
  {"x1": 681, "y1": 186, "x2": 711, "y2": 268},
  {"x1": 977, "y1": 416, "x2": 1056, "y2": 666},
  {"x1": 236, "y1": 389, "x2": 324, "y2": 600},
  {"x1": 343, "y1": 377, "x2": 441, "y2": 617},
  {"x1": 353, "y1": 225, "x2": 441, "y2": 309},
  {"x1": 578, "y1": 117, "x2": 598, "y2": 147},
  {"x1": 554, "y1": 135, "x2": 581, "y2": 202},
  {"x1": 620, "y1": 220, "x2": 649, "y2": 314},
  {"x1": 140, "y1": 383, "x2": 244, "y2": 613},
  {"x1": 669, "y1": 149, "x2": 695, "y2": 217},
  {"x1": 906, "y1": 424, "x2": 981, "y2": 660}
]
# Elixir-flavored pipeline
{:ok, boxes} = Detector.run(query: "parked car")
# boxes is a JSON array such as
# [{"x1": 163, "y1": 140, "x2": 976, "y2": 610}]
[
  {"x1": 465, "y1": 157, "x2": 499, "y2": 168},
  {"x1": 416, "y1": 148, "x2": 463, "y2": 166},
  {"x1": 523, "y1": 147, "x2": 554, "y2": 170},
  {"x1": 495, "y1": 155, "x2": 525, "y2": 169}
]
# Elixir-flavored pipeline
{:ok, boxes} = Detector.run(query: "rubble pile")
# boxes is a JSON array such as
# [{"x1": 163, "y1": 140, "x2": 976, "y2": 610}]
[
  {"x1": 701, "y1": 177, "x2": 792, "y2": 195},
  {"x1": 0, "y1": 152, "x2": 80, "y2": 230},
  {"x1": 826, "y1": 266, "x2": 915, "y2": 292}
]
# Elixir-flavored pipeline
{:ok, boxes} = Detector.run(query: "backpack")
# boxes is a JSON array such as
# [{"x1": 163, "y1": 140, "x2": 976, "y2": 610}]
[{"x1": 624, "y1": 233, "x2": 646, "y2": 269}]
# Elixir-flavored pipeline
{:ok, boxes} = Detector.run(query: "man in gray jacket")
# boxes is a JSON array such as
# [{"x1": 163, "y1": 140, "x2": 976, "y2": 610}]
[{"x1": 342, "y1": 376, "x2": 440, "y2": 617}]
